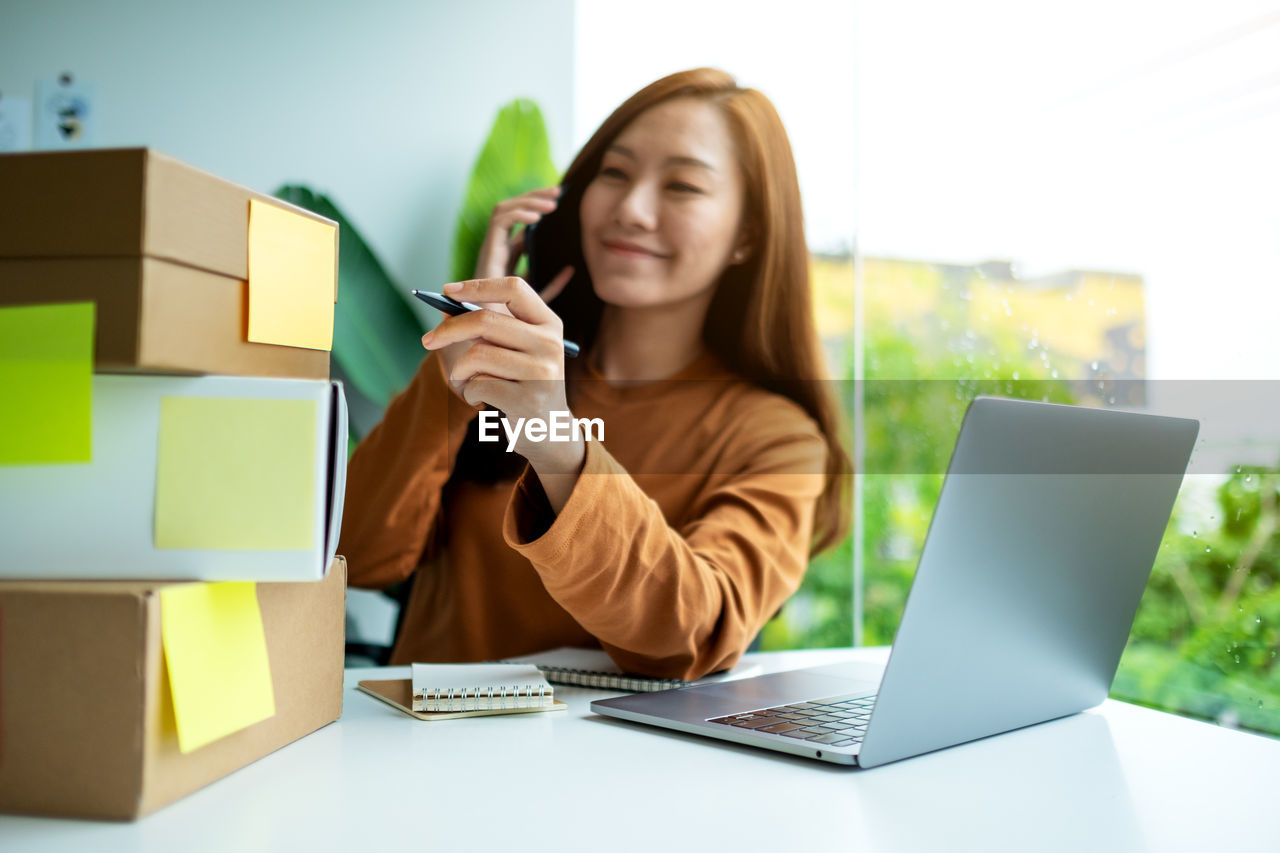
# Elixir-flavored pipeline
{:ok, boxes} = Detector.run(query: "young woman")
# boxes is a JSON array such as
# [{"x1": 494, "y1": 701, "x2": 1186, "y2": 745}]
[{"x1": 338, "y1": 68, "x2": 850, "y2": 680}]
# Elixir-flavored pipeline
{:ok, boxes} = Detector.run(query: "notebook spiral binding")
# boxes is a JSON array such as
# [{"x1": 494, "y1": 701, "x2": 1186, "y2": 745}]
[
  {"x1": 413, "y1": 683, "x2": 556, "y2": 713},
  {"x1": 536, "y1": 667, "x2": 690, "y2": 693}
]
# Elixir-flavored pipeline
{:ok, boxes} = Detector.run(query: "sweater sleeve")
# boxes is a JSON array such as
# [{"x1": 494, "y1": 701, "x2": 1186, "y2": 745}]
[
  {"x1": 501, "y1": 406, "x2": 828, "y2": 680},
  {"x1": 338, "y1": 353, "x2": 480, "y2": 590}
]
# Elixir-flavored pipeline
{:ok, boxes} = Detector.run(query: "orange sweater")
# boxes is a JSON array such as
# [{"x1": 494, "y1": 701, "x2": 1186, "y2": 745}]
[{"x1": 338, "y1": 349, "x2": 828, "y2": 680}]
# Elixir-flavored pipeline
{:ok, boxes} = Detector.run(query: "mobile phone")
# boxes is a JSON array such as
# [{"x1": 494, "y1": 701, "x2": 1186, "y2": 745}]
[
  {"x1": 523, "y1": 181, "x2": 576, "y2": 293},
  {"x1": 410, "y1": 290, "x2": 580, "y2": 358}
]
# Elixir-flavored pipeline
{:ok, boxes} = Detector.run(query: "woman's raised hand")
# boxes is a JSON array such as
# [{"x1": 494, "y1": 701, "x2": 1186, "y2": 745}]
[{"x1": 474, "y1": 185, "x2": 562, "y2": 281}]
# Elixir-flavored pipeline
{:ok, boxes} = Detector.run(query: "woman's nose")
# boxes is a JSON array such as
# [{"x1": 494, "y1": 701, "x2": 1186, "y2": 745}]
[{"x1": 614, "y1": 182, "x2": 659, "y2": 231}]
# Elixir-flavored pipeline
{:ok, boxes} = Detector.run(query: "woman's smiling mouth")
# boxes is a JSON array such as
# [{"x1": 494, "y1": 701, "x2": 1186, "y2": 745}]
[{"x1": 602, "y1": 239, "x2": 667, "y2": 258}]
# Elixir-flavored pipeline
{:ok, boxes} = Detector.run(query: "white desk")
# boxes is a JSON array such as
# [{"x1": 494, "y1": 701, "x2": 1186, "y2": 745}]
[{"x1": 3, "y1": 648, "x2": 1278, "y2": 852}]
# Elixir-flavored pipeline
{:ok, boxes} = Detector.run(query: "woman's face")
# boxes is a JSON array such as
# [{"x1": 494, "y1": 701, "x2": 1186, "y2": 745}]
[{"x1": 579, "y1": 97, "x2": 748, "y2": 311}]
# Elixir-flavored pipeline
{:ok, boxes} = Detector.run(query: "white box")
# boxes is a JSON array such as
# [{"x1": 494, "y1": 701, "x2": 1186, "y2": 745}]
[{"x1": 0, "y1": 375, "x2": 347, "y2": 581}]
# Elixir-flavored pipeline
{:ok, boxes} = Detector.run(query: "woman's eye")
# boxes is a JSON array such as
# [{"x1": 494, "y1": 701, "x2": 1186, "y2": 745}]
[
  {"x1": 669, "y1": 182, "x2": 702, "y2": 194},
  {"x1": 599, "y1": 166, "x2": 627, "y2": 180}
]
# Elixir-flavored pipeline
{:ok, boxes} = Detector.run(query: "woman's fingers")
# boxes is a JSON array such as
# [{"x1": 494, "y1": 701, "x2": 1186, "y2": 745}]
[
  {"x1": 489, "y1": 205, "x2": 550, "y2": 232},
  {"x1": 422, "y1": 307, "x2": 558, "y2": 356},
  {"x1": 511, "y1": 185, "x2": 562, "y2": 204},
  {"x1": 537, "y1": 266, "x2": 575, "y2": 304},
  {"x1": 443, "y1": 277, "x2": 560, "y2": 327},
  {"x1": 459, "y1": 375, "x2": 523, "y2": 411},
  {"x1": 506, "y1": 229, "x2": 527, "y2": 271},
  {"x1": 449, "y1": 342, "x2": 558, "y2": 386},
  {"x1": 488, "y1": 192, "x2": 559, "y2": 230},
  {"x1": 474, "y1": 187, "x2": 562, "y2": 280},
  {"x1": 459, "y1": 375, "x2": 497, "y2": 409}
]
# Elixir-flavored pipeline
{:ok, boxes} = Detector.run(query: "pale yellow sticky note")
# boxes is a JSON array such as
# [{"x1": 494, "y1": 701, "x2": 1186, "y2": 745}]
[
  {"x1": 247, "y1": 199, "x2": 336, "y2": 351},
  {"x1": 161, "y1": 582, "x2": 275, "y2": 753},
  {"x1": 155, "y1": 396, "x2": 317, "y2": 550},
  {"x1": 0, "y1": 301, "x2": 95, "y2": 465}
]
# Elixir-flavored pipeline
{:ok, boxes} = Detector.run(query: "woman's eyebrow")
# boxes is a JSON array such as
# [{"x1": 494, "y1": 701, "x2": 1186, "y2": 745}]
[{"x1": 607, "y1": 144, "x2": 717, "y2": 173}]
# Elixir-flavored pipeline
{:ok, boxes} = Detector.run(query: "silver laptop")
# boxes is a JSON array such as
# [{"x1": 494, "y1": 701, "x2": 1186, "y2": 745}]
[{"x1": 591, "y1": 396, "x2": 1199, "y2": 767}]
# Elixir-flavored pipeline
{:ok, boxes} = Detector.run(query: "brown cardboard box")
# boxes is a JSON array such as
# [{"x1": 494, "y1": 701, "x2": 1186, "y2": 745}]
[
  {"x1": 0, "y1": 147, "x2": 337, "y2": 379},
  {"x1": 0, "y1": 557, "x2": 347, "y2": 820},
  {"x1": 0, "y1": 257, "x2": 330, "y2": 378}
]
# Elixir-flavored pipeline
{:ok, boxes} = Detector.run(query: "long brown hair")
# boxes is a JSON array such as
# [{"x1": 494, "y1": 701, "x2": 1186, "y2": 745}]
[{"x1": 455, "y1": 68, "x2": 851, "y2": 552}]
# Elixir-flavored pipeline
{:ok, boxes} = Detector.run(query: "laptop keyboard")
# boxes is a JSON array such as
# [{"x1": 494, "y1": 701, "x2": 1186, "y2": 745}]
[{"x1": 708, "y1": 694, "x2": 876, "y2": 747}]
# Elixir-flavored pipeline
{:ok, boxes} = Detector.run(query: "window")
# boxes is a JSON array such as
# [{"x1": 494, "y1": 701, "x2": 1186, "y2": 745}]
[{"x1": 580, "y1": 0, "x2": 1280, "y2": 737}]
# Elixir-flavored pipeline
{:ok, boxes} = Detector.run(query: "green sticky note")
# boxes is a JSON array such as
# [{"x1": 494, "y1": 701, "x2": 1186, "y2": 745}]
[
  {"x1": 0, "y1": 302, "x2": 95, "y2": 465},
  {"x1": 155, "y1": 396, "x2": 317, "y2": 550},
  {"x1": 160, "y1": 582, "x2": 275, "y2": 753}
]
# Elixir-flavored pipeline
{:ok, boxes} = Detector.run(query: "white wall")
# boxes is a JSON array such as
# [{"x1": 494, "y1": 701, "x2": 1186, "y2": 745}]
[{"x1": 0, "y1": 0, "x2": 577, "y2": 308}]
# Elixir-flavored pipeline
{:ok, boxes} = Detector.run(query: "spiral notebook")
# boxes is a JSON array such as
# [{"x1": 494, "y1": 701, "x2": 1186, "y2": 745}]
[
  {"x1": 356, "y1": 664, "x2": 566, "y2": 721},
  {"x1": 503, "y1": 647, "x2": 761, "y2": 693}
]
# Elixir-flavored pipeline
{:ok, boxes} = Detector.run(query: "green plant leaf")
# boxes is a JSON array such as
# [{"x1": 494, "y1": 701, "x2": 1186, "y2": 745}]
[
  {"x1": 274, "y1": 185, "x2": 426, "y2": 410},
  {"x1": 451, "y1": 99, "x2": 561, "y2": 283}
]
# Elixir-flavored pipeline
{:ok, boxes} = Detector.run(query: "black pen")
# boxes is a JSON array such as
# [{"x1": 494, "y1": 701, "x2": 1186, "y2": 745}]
[{"x1": 411, "y1": 290, "x2": 580, "y2": 358}]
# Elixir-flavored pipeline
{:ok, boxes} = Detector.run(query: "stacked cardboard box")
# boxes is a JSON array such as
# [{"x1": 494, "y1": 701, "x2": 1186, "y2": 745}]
[
  {"x1": 0, "y1": 148, "x2": 333, "y2": 378},
  {"x1": 0, "y1": 149, "x2": 348, "y2": 819},
  {"x1": 0, "y1": 560, "x2": 346, "y2": 819}
]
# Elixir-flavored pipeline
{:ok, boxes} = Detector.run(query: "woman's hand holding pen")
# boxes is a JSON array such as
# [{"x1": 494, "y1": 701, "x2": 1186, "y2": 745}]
[
  {"x1": 421, "y1": 186, "x2": 582, "y2": 508},
  {"x1": 421, "y1": 276, "x2": 584, "y2": 505}
]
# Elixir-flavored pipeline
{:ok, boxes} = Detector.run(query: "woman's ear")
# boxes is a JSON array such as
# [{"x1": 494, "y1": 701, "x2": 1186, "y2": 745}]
[
  {"x1": 732, "y1": 212, "x2": 757, "y2": 262},
  {"x1": 731, "y1": 222, "x2": 757, "y2": 265}
]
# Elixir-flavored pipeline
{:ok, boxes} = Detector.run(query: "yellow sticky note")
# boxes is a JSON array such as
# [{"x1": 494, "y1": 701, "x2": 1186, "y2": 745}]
[
  {"x1": 155, "y1": 396, "x2": 317, "y2": 550},
  {"x1": 161, "y1": 582, "x2": 275, "y2": 753},
  {"x1": 0, "y1": 301, "x2": 95, "y2": 465},
  {"x1": 247, "y1": 200, "x2": 336, "y2": 351}
]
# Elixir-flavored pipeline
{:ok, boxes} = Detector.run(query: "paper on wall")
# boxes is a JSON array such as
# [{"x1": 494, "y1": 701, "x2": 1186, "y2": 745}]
[{"x1": 34, "y1": 76, "x2": 95, "y2": 149}]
